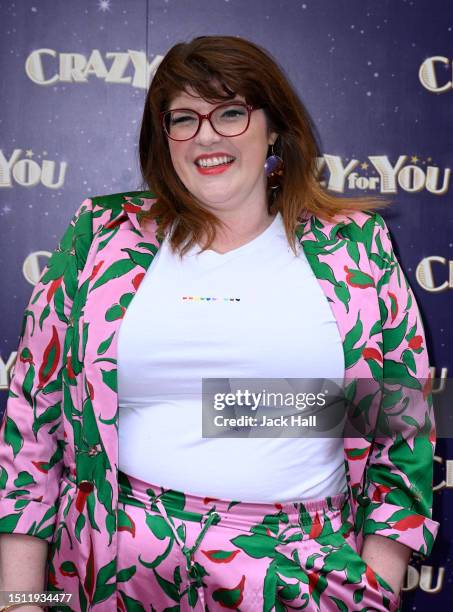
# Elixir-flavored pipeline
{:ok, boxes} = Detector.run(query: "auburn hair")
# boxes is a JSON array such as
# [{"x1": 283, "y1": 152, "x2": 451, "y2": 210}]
[{"x1": 138, "y1": 35, "x2": 387, "y2": 257}]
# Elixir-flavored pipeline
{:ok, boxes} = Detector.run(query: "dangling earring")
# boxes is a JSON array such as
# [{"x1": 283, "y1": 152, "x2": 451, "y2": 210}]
[{"x1": 264, "y1": 143, "x2": 284, "y2": 189}]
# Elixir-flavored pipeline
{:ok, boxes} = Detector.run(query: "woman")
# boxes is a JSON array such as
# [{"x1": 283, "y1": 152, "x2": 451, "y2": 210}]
[{"x1": 0, "y1": 36, "x2": 439, "y2": 612}]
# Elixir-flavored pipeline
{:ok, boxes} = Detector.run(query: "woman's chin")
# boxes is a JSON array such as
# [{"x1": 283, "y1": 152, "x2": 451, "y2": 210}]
[{"x1": 196, "y1": 191, "x2": 236, "y2": 209}]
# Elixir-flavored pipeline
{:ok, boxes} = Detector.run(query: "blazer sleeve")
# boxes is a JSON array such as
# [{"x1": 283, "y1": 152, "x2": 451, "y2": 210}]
[
  {"x1": 0, "y1": 198, "x2": 93, "y2": 542},
  {"x1": 360, "y1": 212, "x2": 440, "y2": 558}
]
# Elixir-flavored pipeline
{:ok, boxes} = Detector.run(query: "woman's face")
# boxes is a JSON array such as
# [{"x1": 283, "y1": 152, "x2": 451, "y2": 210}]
[{"x1": 166, "y1": 86, "x2": 277, "y2": 215}]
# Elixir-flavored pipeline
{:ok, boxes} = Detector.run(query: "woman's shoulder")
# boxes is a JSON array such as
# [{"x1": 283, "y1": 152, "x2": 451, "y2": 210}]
[
  {"x1": 73, "y1": 190, "x2": 158, "y2": 234},
  {"x1": 88, "y1": 189, "x2": 157, "y2": 214},
  {"x1": 322, "y1": 208, "x2": 384, "y2": 230},
  {"x1": 305, "y1": 209, "x2": 387, "y2": 244}
]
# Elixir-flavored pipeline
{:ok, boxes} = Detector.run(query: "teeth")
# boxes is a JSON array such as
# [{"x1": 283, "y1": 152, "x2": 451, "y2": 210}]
[{"x1": 196, "y1": 156, "x2": 234, "y2": 167}]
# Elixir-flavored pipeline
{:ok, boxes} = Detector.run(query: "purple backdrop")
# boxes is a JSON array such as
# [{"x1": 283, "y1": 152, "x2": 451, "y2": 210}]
[{"x1": 1, "y1": 0, "x2": 450, "y2": 606}]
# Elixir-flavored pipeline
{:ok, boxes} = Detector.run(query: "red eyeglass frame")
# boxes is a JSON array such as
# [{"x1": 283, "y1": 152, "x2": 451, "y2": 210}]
[{"x1": 160, "y1": 102, "x2": 260, "y2": 141}]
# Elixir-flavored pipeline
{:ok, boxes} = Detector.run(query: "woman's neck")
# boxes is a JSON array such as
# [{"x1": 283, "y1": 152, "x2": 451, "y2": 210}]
[{"x1": 200, "y1": 210, "x2": 277, "y2": 254}]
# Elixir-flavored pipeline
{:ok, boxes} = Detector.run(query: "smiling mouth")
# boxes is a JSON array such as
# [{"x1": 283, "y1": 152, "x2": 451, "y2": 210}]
[{"x1": 195, "y1": 156, "x2": 236, "y2": 168}]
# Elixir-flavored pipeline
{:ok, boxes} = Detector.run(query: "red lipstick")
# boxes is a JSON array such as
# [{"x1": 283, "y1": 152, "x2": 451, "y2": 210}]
[{"x1": 194, "y1": 152, "x2": 236, "y2": 175}]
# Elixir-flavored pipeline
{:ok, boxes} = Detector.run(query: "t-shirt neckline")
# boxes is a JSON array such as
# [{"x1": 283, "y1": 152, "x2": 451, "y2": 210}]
[{"x1": 190, "y1": 212, "x2": 282, "y2": 259}]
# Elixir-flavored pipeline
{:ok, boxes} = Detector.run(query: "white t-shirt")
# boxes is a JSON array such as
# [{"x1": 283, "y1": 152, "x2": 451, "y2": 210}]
[{"x1": 117, "y1": 211, "x2": 347, "y2": 502}]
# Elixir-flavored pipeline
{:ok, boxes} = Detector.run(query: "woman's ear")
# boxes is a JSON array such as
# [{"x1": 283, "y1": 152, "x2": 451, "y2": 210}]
[{"x1": 268, "y1": 132, "x2": 278, "y2": 147}]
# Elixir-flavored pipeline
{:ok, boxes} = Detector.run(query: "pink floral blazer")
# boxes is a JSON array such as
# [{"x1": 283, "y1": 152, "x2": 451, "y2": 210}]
[{"x1": 0, "y1": 191, "x2": 440, "y2": 610}]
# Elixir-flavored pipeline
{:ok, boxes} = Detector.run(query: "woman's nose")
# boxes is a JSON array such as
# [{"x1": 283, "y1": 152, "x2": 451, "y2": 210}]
[{"x1": 194, "y1": 118, "x2": 222, "y2": 144}]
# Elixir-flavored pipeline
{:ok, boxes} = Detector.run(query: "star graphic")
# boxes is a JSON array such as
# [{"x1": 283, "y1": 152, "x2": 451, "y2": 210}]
[
  {"x1": 360, "y1": 162, "x2": 369, "y2": 170},
  {"x1": 410, "y1": 155, "x2": 419, "y2": 163},
  {"x1": 25, "y1": 149, "x2": 34, "y2": 157},
  {"x1": 98, "y1": 0, "x2": 111, "y2": 12}
]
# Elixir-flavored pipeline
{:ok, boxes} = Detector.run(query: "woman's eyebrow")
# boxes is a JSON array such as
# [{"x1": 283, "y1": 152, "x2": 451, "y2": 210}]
[{"x1": 168, "y1": 98, "x2": 245, "y2": 111}]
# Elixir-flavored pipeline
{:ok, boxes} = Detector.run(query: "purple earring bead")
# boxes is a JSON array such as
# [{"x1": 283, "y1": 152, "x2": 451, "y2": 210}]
[{"x1": 264, "y1": 154, "x2": 283, "y2": 176}]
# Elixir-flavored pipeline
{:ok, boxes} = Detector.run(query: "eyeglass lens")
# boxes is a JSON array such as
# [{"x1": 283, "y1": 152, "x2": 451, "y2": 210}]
[{"x1": 164, "y1": 104, "x2": 249, "y2": 140}]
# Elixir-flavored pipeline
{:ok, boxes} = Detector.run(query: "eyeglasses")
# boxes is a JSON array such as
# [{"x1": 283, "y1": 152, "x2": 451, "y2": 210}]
[{"x1": 161, "y1": 102, "x2": 260, "y2": 141}]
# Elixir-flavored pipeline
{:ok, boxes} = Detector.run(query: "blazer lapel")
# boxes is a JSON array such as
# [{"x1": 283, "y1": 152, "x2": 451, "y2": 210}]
[
  {"x1": 297, "y1": 213, "x2": 377, "y2": 382},
  {"x1": 74, "y1": 196, "x2": 162, "y2": 512},
  {"x1": 296, "y1": 213, "x2": 384, "y2": 509}
]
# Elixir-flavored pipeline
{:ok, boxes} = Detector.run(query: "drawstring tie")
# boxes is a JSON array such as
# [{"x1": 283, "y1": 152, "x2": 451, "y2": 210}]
[{"x1": 151, "y1": 495, "x2": 221, "y2": 610}]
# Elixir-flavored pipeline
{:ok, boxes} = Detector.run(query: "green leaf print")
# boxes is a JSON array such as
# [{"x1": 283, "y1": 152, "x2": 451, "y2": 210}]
[
  {"x1": 32, "y1": 401, "x2": 61, "y2": 435},
  {"x1": 4, "y1": 417, "x2": 23, "y2": 458},
  {"x1": 98, "y1": 225, "x2": 121, "y2": 251},
  {"x1": 376, "y1": 268, "x2": 392, "y2": 294},
  {"x1": 378, "y1": 297, "x2": 389, "y2": 327},
  {"x1": 423, "y1": 524, "x2": 434, "y2": 555},
  {"x1": 263, "y1": 562, "x2": 278, "y2": 612},
  {"x1": 382, "y1": 388, "x2": 402, "y2": 409},
  {"x1": 323, "y1": 543, "x2": 365, "y2": 583},
  {"x1": 73, "y1": 208, "x2": 93, "y2": 269},
  {"x1": 230, "y1": 532, "x2": 278, "y2": 559},
  {"x1": 0, "y1": 512, "x2": 21, "y2": 532},
  {"x1": 306, "y1": 256, "x2": 338, "y2": 285},
  {"x1": 137, "y1": 241, "x2": 159, "y2": 255},
  {"x1": 22, "y1": 363, "x2": 35, "y2": 408},
  {"x1": 346, "y1": 241, "x2": 360, "y2": 266},
  {"x1": 334, "y1": 281, "x2": 351, "y2": 312},
  {"x1": 92, "y1": 583, "x2": 116, "y2": 605},
  {"x1": 60, "y1": 560, "x2": 78, "y2": 576},
  {"x1": 91, "y1": 259, "x2": 136, "y2": 291},
  {"x1": 79, "y1": 582, "x2": 88, "y2": 612},
  {"x1": 212, "y1": 575, "x2": 245, "y2": 607},
  {"x1": 343, "y1": 312, "x2": 363, "y2": 353},
  {"x1": 116, "y1": 565, "x2": 136, "y2": 583},
  {"x1": 345, "y1": 267, "x2": 375, "y2": 288},
  {"x1": 0, "y1": 466, "x2": 8, "y2": 489},
  {"x1": 96, "y1": 558, "x2": 116, "y2": 586},
  {"x1": 406, "y1": 322, "x2": 417, "y2": 341},
  {"x1": 388, "y1": 434, "x2": 433, "y2": 514},
  {"x1": 119, "y1": 292, "x2": 135, "y2": 309},
  {"x1": 86, "y1": 491, "x2": 100, "y2": 531},
  {"x1": 39, "y1": 303, "x2": 51, "y2": 330},
  {"x1": 342, "y1": 216, "x2": 375, "y2": 254},
  {"x1": 152, "y1": 567, "x2": 180, "y2": 602},
  {"x1": 188, "y1": 584, "x2": 198, "y2": 607},
  {"x1": 75, "y1": 511, "x2": 86, "y2": 543},
  {"x1": 329, "y1": 596, "x2": 349, "y2": 611},
  {"x1": 122, "y1": 248, "x2": 154, "y2": 269},
  {"x1": 383, "y1": 360, "x2": 421, "y2": 389},
  {"x1": 382, "y1": 312, "x2": 408, "y2": 353},
  {"x1": 402, "y1": 349, "x2": 417, "y2": 374},
  {"x1": 118, "y1": 591, "x2": 147, "y2": 611},
  {"x1": 54, "y1": 285, "x2": 69, "y2": 324},
  {"x1": 97, "y1": 332, "x2": 115, "y2": 355},
  {"x1": 139, "y1": 537, "x2": 174, "y2": 569},
  {"x1": 105, "y1": 304, "x2": 125, "y2": 321},
  {"x1": 13, "y1": 471, "x2": 36, "y2": 487},
  {"x1": 160, "y1": 489, "x2": 186, "y2": 514},
  {"x1": 31, "y1": 288, "x2": 45, "y2": 305},
  {"x1": 101, "y1": 368, "x2": 117, "y2": 393},
  {"x1": 145, "y1": 513, "x2": 174, "y2": 540},
  {"x1": 20, "y1": 310, "x2": 35, "y2": 339},
  {"x1": 40, "y1": 252, "x2": 71, "y2": 283}
]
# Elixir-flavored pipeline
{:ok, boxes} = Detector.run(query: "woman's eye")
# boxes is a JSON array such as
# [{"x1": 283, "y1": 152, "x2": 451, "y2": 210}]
[
  {"x1": 222, "y1": 109, "x2": 245, "y2": 119},
  {"x1": 171, "y1": 115, "x2": 196, "y2": 125}
]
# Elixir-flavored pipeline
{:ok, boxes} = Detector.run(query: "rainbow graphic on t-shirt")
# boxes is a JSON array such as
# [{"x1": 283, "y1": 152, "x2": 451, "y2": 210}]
[{"x1": 182, "y1": 296, "x2": 241, "y2": 302}]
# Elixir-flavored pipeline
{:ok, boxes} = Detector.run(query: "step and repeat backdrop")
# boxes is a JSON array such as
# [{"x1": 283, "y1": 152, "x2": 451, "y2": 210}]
[{"x1": 0, "y1": 0, "x2": 451, "y2": 608}]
